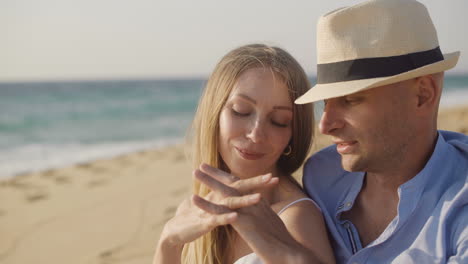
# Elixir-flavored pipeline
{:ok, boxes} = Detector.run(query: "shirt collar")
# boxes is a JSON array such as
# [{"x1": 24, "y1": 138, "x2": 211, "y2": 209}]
[
  {"x1": 389, "y1": 132, "x2": 451, "y2": 235},
  {"x1": 335, "y1": 132, "x2": 450, "y2": 222}
]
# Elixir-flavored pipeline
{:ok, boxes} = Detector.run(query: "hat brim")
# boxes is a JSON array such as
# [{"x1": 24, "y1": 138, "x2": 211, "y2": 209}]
[{"x1": 295, "y1": 51, "x2": 460, "y2": 104}]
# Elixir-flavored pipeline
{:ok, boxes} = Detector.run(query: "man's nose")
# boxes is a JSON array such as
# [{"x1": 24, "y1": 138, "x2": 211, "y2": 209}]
[{"x1": 318, "y1": 101, "x2": 344, "y2": 135}]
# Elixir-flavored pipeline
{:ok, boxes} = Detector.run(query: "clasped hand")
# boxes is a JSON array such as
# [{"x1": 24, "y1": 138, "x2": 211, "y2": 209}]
[{"x1": 161, "y1": 163, "x2": 279, "y2": 246}]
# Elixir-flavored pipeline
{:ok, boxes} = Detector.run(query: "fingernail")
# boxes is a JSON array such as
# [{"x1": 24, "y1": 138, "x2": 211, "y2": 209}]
[
  {"x1": 249, "y1": 193, "x2": 260, "y2": 202},
  {"x1": 227, "y1": 212, "x2": 237, "y2": 220},
  {"x1": 262, "y1": 174, "x2": 271, "y2": 182},
  {"x1": 269, "y1": 177, "x2": 279, "y2": 184}
]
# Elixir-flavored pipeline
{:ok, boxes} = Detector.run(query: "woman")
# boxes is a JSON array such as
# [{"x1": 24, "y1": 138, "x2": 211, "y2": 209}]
[{"x1": 154, "y1": 44, "x2": 334, "y2": 264}]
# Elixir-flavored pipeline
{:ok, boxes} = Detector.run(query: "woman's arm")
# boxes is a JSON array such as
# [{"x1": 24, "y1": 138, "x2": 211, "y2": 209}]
[
  {"x1": 278, "y1": 201, "x2": 335, "y2": 264},
  {"x1": 153, "y1": 231, "x2": 183, "y2": 264},
  {"x1": 225, "y1": 198, "x2": 333, "y2": 264},
  {"x1": 192, "y1": 164, "x2": 335, "y2": 264},
  {"x1": 152, "y1": 196, "x2": 239, "y2": 264}
]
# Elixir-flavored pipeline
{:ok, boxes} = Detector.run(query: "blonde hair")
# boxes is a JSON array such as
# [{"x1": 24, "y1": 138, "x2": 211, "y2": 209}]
[{"x1": 182, "y1": 44, "x2": 314, "y2": 264}]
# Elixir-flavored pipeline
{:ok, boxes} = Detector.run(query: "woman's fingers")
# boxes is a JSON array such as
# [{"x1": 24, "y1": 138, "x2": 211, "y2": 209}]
[
  {"x1": 161, "y1": 196, "x2": 238, "y2": 245},
  {"x1": 223, "y1": 193, "x2": 261, "y2": 209},
  {"x1": 196, "y1": 167, "x2": 278, "y2": 195},
  {"x1": 198, "y1": 164, "x2": 279, "y2": 194},
  {"x1": 194, "y1": 170, "x2": 239, "y2": 197},
  {"x1": 193, "y1": 193, "x2": 261, "y2": 212},
  {"x1": 191, "y1": 195, "x2": 238, "y2": 226},
  {"x1": 233, "y1": 174, "x2": 279, "y2": 193},
  {"x1": 200, "y1": 163, "x2": 240, "y2": 184},
  {"x1": 192, "y1": 194, "x2": 232, "y2": 214}
]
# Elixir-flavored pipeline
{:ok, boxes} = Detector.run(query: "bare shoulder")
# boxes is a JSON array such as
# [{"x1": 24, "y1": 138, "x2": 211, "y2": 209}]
[
  {"x1": 276, "y1": 194, "x2": 323, "y2": 229},
  {"x1": 273, "y1": 182, "x2": 325, "y2": 243},
  {"x1": 273, "y1": 182, "x2": 335, "y2": 263},
  {"x1": 272, "y1": 179, "x2": 320, "y2": 217}
]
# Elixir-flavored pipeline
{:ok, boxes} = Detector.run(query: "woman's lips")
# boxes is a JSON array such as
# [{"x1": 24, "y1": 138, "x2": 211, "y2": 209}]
[
  {"x1": 335, "y1": 141, "x2": 358, "y2": 154},
  {"x1": 235, "y1": 147, "x2": 265, "y2": 160}
]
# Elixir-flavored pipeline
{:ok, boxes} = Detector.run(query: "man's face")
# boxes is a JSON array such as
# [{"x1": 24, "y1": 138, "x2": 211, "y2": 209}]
[{"x1": 319, "y1": 80, "x2": 417, "y2": 173}]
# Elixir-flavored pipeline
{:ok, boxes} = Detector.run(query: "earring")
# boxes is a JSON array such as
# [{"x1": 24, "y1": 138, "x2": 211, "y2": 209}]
[{"x1": 283, "y1": 145, "x2": 292, "y2": 156}]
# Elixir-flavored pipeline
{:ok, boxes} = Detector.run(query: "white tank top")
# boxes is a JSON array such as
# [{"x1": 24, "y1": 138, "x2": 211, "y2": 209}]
[{"x1": 233, "y1": 198, "x2": 319, "y2": 264}]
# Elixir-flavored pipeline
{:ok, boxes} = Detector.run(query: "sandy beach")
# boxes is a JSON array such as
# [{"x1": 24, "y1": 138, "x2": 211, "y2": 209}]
[{"x1": 1, "y1": 106, "x2": 467, "y2": 264}]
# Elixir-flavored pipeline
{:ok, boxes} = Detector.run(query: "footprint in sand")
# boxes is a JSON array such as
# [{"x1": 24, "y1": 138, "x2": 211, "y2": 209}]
[
  {"x1": 86, "y1": 178, "x2": 109, "y2": 188},
  {"x1": 98, "y1": 245, "x2": 154, "y2": 264},
  {"x1": 40, "y1": 169, "x2": 57, "y2": 178},
  {"x1": 7, "y1": 178, "x2": 32, "y2": 190},
  {"x1": 54, "y1": 175, "x2": 72, "y2": 184},
  {"x1": 39, "y1": 170, "x2": 72, "y2": 185},
  {"x1": 91, "y1": 166, "x2": 109, "y2": 174},
  {"x1": 25, "y1": 190, "x2": 49, "y2": 203},
  {"x1": 4, "y1": 177, "x2": 49, "y2": 203}
]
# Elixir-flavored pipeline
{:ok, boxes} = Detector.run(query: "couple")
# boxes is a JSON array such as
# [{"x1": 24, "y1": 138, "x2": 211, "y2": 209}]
[{"x1": 155, "y1": 0, "x2": 467, "y2": 263}]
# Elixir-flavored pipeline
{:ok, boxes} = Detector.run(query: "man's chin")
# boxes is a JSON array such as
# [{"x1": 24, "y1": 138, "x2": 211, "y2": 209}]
[{"x1": 340, "y1": 156, "x2": 366, "y2": 172}]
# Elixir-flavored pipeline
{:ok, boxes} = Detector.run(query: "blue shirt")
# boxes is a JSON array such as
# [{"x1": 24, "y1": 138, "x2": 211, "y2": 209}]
[{"x1": 303, "y1": 131, "x2": 468, "y2": 263}]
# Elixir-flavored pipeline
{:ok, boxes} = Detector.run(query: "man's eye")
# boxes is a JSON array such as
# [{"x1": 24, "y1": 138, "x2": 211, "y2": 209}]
[{"x1": 344, "y1": 97, "x2": 361, "y2": 104}]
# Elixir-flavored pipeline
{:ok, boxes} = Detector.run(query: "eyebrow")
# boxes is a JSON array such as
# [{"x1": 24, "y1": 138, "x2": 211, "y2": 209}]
[{"x1": 235, "y1": 93, "x2": 293, "y2": 111}]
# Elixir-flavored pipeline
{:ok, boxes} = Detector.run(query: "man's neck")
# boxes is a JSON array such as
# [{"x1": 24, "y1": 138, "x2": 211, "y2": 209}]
[
  {"x1": 342, "y1": 131, "x2": 439, "y2": 247},
  {"x1": 367, "y1": 130, "x2": 439, "y2": 191}
]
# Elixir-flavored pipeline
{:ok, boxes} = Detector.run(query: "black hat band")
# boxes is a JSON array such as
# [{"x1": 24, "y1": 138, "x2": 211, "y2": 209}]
[{"x1": 317, "y1": 46, "x2": 444, "y2": 84}]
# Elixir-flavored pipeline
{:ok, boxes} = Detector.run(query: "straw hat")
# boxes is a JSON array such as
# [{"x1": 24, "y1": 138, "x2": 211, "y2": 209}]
[{"x1": 295, "y1": 0, "x2": 460, "y2": 104}]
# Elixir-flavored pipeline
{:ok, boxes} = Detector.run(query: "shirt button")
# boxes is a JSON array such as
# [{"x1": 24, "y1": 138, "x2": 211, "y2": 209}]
[{"x1": 346, "y1": 202, "x2": 352, "y2": 207}]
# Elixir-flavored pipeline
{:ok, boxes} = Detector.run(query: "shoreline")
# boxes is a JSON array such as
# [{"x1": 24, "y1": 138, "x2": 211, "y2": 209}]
[
  {"x1": 2, "y1": 104, "x2": 467, "y2": 181},
  {"x1": 0, "y1": 105, "x2": 466, "y2": 264},
  {"x1": 0, "y1": 138, "x2": 186, "y2": 181}
]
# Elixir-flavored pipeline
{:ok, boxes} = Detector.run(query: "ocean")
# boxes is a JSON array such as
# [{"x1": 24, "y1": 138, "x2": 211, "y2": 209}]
[{"x1": 1, "y1": 75, "x2": 467, "y2": 179}]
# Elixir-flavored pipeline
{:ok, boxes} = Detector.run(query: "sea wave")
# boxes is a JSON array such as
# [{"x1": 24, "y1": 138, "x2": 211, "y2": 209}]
[{"x1": 0, "y1": 138, "x2": 183, "y2": 179}]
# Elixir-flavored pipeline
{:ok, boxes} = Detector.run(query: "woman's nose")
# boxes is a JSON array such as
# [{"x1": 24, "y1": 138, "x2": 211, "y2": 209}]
[{"x1": 246, "y1": 119, "x2": 266, "y2": 143}]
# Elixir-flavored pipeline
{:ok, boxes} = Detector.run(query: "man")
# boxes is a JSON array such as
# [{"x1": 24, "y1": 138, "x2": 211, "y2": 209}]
[{"x1": 193, "y1": 0, "x2": 467, "y2": 263}]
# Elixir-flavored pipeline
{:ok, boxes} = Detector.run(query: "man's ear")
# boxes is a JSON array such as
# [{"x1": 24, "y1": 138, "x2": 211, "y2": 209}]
[{"x1": 415, "y1": 74, "x2": 440, "y2": 109}]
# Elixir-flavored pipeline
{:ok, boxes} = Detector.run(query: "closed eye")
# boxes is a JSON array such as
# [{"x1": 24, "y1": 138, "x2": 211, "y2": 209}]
[
  {"x1": 344, "y1": 96, "x2": 362, "y2": 105},
  {"x1": 231, "y1": 109, "x2": 250, "y2": 117},
  {"x1": 271, "y1": 120, "x2": 289, "y2": 128}
]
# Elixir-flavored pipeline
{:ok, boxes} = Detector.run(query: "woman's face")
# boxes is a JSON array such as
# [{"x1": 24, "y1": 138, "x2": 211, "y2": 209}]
[{"x1": 218, "y1": 67, "x2": 293, "y2": 178}]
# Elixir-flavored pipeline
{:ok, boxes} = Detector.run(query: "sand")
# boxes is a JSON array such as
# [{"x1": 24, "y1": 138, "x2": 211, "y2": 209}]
[{"x1": 1, "y1": 106, "x2": 467, "y2": 264}]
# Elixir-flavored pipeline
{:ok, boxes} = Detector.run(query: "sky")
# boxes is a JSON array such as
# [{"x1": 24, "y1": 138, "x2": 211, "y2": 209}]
[{"x1": 2, "y1": 0, "x2": 467, "y2": 81}]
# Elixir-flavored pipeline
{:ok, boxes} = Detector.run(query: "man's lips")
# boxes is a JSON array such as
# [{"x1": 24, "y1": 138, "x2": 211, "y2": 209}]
[
  {"x1": 334, "y1": 140, "x2": 358, "y2": 154},
  {"x1": 235, "y1": 147, "x2": 265, "y2": 160}
]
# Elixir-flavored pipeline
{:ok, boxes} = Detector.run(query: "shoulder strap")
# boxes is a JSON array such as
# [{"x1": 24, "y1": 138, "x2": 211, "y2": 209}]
[{"x1": 277, "y1": 198, "x2": 321, "y2": 215}]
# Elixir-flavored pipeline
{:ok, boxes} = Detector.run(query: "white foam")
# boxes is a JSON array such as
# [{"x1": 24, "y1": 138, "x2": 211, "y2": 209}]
[{"x1": 0, "y1": 138, "x2": 182, "y2": 180}]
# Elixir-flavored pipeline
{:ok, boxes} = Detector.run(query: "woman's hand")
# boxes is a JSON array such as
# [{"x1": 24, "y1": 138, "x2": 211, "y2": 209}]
[
  {"x1": 153, "y1": 171, "x2": 264, "y2": 264},
  {"x1": 160, "y1": 194, "x2": 238, "y2": 246},
  {"x1": 192, "y1": 164, "x2": 324, "y2": 264},
  {"x1": 154, "y1": 195, "x2": 237, "y2": 264}
]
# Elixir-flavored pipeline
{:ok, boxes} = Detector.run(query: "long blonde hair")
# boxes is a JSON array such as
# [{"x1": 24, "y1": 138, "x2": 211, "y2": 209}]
[{"x1": 182, "y1": 44, "x2": 314, "y2": 264}]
